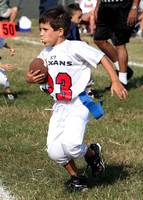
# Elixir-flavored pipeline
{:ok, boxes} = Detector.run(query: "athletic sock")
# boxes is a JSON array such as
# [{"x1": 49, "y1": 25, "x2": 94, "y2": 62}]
[
  {"x1": 137, "y1": 30, "x2": 143, "y2": 37},
  {"x1": 114, "y1": 61, "x2": 120, "y2": 71},
  {"x1": 119, "y1": 72, "x2": 127, "y2": 85}
]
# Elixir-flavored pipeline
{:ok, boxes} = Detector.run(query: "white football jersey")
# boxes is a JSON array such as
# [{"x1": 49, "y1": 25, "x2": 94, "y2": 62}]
[
  {"x1": 38, "y1": 40, "x2": 104, "y2": 101},
  {"x1": 80, "y1": 0, "x2": 97, "y2": 14}
]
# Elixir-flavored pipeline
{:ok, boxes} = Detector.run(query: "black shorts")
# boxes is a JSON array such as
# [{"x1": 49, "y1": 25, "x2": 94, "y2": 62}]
[{"x1": 94, "y1": 2, "x2": 134, "y2": 46}]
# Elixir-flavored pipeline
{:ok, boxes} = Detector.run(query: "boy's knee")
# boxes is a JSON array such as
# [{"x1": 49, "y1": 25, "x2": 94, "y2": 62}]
[
  {"x1": 47, "y1": 142, "x2": 87, "y2": 165},
  {"x1": 47, "y1": 144, "x2": 59, "y2": 161},
  {"x1": 11, "y1": 7, "x2": 18, "y2": 14},
  {"x1": 62, "y1": 142, "x2": 82, "y2": 158},
  {"x1": 47, "y1": 143, "x2": 70, "y2": 165}
]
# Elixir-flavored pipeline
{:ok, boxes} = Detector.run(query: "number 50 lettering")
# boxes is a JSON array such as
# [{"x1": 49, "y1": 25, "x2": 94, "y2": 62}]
[
  {"x1": 0, "y1": 22, "x2": 17, "y2": 37},
  {"x1": 3, "y1": 24, "x2": 15, "y2": 35}
]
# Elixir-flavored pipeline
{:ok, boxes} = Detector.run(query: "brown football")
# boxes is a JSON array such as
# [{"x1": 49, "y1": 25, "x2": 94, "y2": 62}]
[{"x1": 29, "y1": 58, "x2": 48, "y2": 84}]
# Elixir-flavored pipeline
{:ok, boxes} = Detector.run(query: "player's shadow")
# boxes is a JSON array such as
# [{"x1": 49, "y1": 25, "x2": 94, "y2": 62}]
[
  {"x1": 79, "y1": 164, "x2": 132, "y2": 189},
  {"x1": 13, "y1": 88, "x2": 41, "y2": 98},
  {"x1": 13, "y1": 90, "x2": 30, "y2": 98},
  {"x1": 0, "y1": 92, "x2": 18, "y2": 100},
  {"x1": 0, "y1": 90, "x2": 31, "y2": 101},
  {"x1": 127, "y1": 76, "x2": 143, "y2": 90},
  {"x1": 101, "y1": 75, "x2": 143, "y2": 94}
]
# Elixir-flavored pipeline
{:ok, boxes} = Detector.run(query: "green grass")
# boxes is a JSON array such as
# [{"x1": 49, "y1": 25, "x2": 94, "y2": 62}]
[{"x1": 0, "y1": 20, "x2": 143, "y2": 199}]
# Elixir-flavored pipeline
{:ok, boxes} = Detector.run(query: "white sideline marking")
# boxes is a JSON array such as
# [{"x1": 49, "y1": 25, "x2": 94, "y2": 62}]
[
  {"x1": 12, "y1": 36, "x2": 143, "y2": 68},
  {"x1": 128, "y1": 61, "x2": 143, "y2": 67},
  {"x1": 0, "y1": 181, "x2": 16, "y2": 200},
  {"x1": 13, "y1": 36, "x2": 43, "y2": 46}
]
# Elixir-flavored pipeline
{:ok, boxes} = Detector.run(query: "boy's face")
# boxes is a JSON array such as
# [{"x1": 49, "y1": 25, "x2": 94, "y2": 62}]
[
  {"x1": 40, "y1": 22, "x2": 64, "y2": 47},
  {"x1": 71, "y1": 10, "x2": 82, "y2": 24}
]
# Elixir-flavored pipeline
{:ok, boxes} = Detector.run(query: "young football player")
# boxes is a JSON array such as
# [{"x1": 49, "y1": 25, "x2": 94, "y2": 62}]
[
  {"x1": 0, "y1": 37, "x2": 15, "y2": 100},
  {"x1": 25, "y1": 5, "x2": 128, "y2": 192},
  {"x1": 40, "y1": 3, "x2": 102, "y2": 98}
]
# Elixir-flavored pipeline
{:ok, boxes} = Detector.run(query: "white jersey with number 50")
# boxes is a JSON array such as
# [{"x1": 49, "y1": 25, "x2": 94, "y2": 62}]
[{"x1": 38, "y1": 40, "x2": 104, "y2": 101}]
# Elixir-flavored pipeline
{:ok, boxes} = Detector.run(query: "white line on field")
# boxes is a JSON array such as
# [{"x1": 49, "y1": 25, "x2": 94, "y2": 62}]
[
  {"x1": 0, "y1": 180, "x2": 16, "y2": 200},
  {"x1": 128, "y1": 61, "x2": 143, "y2": 67},
  {"x1": 12, "y1": 36, "x2": 143, "y2": 68},
  {"x1": 13, "y1": 36, "x2": 43, "y2": 46}
]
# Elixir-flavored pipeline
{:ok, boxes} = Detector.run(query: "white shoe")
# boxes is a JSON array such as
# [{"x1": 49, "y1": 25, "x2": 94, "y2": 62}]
[
  {"x1": 79, "y1": 28, "x2": 82, "y2": 34},
  {"x1": 6, "y1": 93, "x2": 14, "y2": 100},
  {"x1": 40, "y1": 84, "x2": 49, "y2": 92},
  {"x1": 83, "y1": 29, "x2": 87, "y2": 34},
  {"x1": 136, "y1": 31, "x2": 143, "y2": 37}
]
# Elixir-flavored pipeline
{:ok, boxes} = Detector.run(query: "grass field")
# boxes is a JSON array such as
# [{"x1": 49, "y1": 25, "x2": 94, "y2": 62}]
[{"x1": 0, "y1": 19, "x2": 143, "y2": 200}]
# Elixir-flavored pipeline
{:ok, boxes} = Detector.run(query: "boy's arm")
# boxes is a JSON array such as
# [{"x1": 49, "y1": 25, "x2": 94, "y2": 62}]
[
  {"x1": 0, "y1": 64, "x2": 12, "y2": 71},
  {"x1": 100, "y1": 56, "x2": 128, "y2": 100},
  {"x1": 4, "y1": 43, "x2": 15, "y2": 56}
]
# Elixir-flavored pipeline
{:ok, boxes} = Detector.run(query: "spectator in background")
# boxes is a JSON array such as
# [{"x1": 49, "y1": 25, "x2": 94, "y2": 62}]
[
  {"x1": 8, "y1": 0, "x2": 22, "y2": 22},
  {"x1": 74, "y1": 0, "x2": 80, "y2": 4},
  {"x1": 79, "y1": 0, "x2": 97, "y2": 36},
  {"x1": 39, "y1": 0, "x2": 58, "y2": 15},
  {"x1": 0, "y1": 0, "x2": 20, "y2": 22},
  {"x1": 94, "y1": 0, "x2": 140, "y2": 88}
]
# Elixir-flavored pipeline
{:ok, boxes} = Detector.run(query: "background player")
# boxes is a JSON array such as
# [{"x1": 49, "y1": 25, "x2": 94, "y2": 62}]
[
  {"x1": 26, "y1": 6, "x2": 128, "y2": 192},
  {"x1": 66, "y1": 3, "x2": 103, "y2": 99},
  {"x1": 0, "y1": 37, "x2": 15, "y2": 100}
]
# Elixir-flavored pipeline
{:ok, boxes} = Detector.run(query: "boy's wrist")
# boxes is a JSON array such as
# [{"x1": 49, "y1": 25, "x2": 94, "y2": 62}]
[{"x1": 111, "y1": 79, "x2": 120, "y2": 84}]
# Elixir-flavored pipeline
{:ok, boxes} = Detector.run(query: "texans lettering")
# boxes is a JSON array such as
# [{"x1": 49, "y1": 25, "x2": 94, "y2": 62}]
[{"x1": 48, "y1": 60, "x2": 72, "y2": 66}]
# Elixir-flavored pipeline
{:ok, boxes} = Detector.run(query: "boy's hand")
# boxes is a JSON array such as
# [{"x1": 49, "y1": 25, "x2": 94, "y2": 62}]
[
  {"x1": 111, "y1": 81, "x2": 128, "y2": 100},
  {"x1": 2, "y1": 64, "x2": 12, "y2": 71},
  {"x1": 25, "y1": 70, "x2": 47, "y2": 84},
  {"x1": 10, "y1": 48, "x2": 15, "y2": 56}
]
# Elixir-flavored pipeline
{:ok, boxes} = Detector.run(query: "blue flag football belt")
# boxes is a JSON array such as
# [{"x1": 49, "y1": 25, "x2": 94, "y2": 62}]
[{"x1": 79, "y1": 91, "x2": 104, "y2": 120}]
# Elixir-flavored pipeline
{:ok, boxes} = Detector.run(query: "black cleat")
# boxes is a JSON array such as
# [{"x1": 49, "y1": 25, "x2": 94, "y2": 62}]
[
  {"x1": 88, "y1": 88, "x2": 103, "y2": 99},
  {"x1": 65, "y1": 175, "x2": 88, "y2": 193},
  {"x1": 40, "y1": 84, "x2": 49, "y2": 92},
  {"x1": 85, "y1": 143, "x2": 105, "y2": 178},
  {"x1": 6, "y1": 93, "x2": 15, "y2": 101},
  {"x1": 127, "y1": 66, "x2": 133, "y2": 80}
]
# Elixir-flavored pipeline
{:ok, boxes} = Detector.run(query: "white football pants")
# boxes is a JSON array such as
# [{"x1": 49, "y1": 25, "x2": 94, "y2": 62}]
[
  {"x1": 0, "y1": 68, "x2": 10, "y2": 88},
  {"x1": 47, "y1": 98, "x2": 90, "y2": 165}
]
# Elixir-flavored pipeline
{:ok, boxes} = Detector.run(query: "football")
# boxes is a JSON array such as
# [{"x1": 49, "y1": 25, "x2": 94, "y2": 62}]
[{"x1": 29, "y1": 58, "x2": 48, "y2": 84}]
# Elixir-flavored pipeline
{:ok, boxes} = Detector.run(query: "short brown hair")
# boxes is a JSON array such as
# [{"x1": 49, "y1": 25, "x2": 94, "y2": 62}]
[
  {"x1": 66, "y1": 4, "x2": 82, "y2": 18},
  {"x1": 39, "y1": 5, "x2": 71, "y2": 37}
]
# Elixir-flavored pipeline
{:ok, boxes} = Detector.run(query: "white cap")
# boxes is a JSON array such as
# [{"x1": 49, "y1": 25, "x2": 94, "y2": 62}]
[{"x1": 18, "y1": 16, "x2": 32, "y2": 32}]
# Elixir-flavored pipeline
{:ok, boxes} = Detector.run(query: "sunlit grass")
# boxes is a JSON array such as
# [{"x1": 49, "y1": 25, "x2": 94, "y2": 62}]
[{"x1": 0, "y1": 20, "x2": 143, "y2": 199}]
